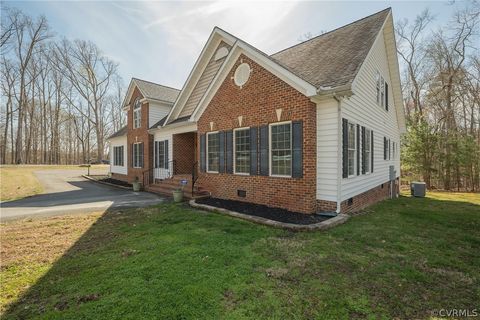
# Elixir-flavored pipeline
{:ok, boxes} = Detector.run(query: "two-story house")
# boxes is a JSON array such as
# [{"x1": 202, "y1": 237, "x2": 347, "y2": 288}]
[{"x1": 108, "y1": 8, "x2": 404, "y2": 214}]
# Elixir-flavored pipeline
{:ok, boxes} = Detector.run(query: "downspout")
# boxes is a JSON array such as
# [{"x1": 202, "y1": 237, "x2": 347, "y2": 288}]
[{"x1": 333, "y1": 93, "x2": 342, "y2": 214}]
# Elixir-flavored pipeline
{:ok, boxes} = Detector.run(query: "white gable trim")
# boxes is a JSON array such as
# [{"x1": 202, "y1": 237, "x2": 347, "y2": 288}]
[
  {"x1": 163, "y1": 28, "x2": 236, "y2": 125},
  {"x1": 122, "y1": 79, "x2": 142, "y2": 111},
  {"x1": 351, "y1": 11, "x2": 406, "y2": 134},
  {"x1": 190, "y1": 41, "x2": 318, "y2": 122}
]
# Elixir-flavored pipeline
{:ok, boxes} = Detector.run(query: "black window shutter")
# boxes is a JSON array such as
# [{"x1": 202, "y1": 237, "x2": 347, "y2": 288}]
[
  {"x1": 164, "y1": 140, "x2": 169, "y2": 169},
  {"x1": 371, "y1": 130, "x2": 374, "y2": 173},
  {"x1": 385, "y1": 82, "x2": 389, "y2": 111},
  {"x1": 361, "y1": 126, "x2": 366, "y2": 174},
  {"x1": 200, "y1": 134, "x2": 206, "y2": 172},
  {"x1": 292, "y1": 120, "x2": 303, "y2": 178},
  {"x1": 154, "y1": 142, "x2": 158, "y2": 168},
  {"x1": 250, "y1": 127, "x2": 258, "y2": 175},
  {"x1": 342, "y1": 119, "x2": 348, "y2": 178},
  {"x1": 140, "y1": 143, "x2": 144, "y2": 168},
  {"x1": 226, "y1": 130, "x2": 233, "y2": 174},
  {"x1": 259, "y1": 125, "x2": 269, "y2": 176},
  {"x1": 131, "y1": 144, "x2": 133, "y2": 168},
  {"x1": 219, "y1": 131, "x2": 225, "y2": 173},
  {"x1": 356, "y1": 124, "x2": 360, "y2": 176},
  {"x1": 384, "y1": 137, "x2": 387, "y2": 160},
  {"x1": 388, "y1": 139, "x2": 391, "y2": 160}
]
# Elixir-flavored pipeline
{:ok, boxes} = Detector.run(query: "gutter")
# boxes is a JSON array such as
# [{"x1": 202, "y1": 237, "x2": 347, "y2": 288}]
[{"x1": 333, "y1": 93, "x2": 342, "y2": 214}]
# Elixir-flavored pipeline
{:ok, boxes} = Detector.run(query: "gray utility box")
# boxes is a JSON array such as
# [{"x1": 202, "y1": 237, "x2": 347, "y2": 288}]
[{"x1": 411, "y1": 182, "x2": 426, "y2": 197}]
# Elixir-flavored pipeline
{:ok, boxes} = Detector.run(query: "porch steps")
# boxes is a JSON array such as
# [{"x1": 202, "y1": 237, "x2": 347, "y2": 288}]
[{"x1": 145, "y1": 174, "x2": 210, "y2": 199}]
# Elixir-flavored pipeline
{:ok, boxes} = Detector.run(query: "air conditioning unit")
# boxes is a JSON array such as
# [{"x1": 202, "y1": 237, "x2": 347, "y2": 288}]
[{"x1": 411, "y1": 182, "x2": 426, "y2": 197}]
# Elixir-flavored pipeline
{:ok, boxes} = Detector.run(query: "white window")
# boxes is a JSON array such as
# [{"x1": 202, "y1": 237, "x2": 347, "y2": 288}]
[
  {"x1": 155, "y1": 140, "x2": 168, "y2": 169},
  {"x1": 133, "y1": 98, "x2": 142, "y2": 129},
  {"x1": 365, "y1": 129, "x2": 371, "y2": 173},
  {"x1": 376, "y1": 70, "x2": 388, "y2": 109},
  {"x1": 234, "y1": 128, "x2": 250, "y2": 174},
  {"x1": 113, "y1": 146, "x2": 124, "y2": 166},
  {"x1": 380, "y1": 77, "x2": 385, "y2": 108},
  {"x1": 132, "y1": 143, "x2": 143, "y2": 168},
  {"x1": 348, "y1": 123, "x2": 356, "y2": 177},
  {"x1": 270, "y1": 122, "x2": 292, "y2": 177},
  {"x1": 207, "y1": 132, "x2": 219, "y2": 172}
]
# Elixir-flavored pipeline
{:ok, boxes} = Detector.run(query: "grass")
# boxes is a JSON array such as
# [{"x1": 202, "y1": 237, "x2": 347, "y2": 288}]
[
  {"x1": 1, "y1": 191, "x2": 479, "y2": 319},
  {"x1": 0, "y1": 165, "x2": 108, "y2": 201}
]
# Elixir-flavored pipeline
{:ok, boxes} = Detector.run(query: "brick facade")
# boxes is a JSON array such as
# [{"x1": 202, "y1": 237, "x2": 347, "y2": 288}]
[
  {"x1": 125, "y1": 87, "x2": 153, "y2": 184},
  {"x1": 173, "y1": 132, "x2": 196, "y2": 174},
  {"x1": 196, "y1": 54, "x2": 317, "y2": 214}
]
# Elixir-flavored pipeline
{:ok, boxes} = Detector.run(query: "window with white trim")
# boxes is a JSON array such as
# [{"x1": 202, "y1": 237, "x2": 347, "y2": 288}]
[
  {"x1": 376, "y1": 70, "x2": 388, "y2": 109},
  {"x1": 270, "y1": 122, "x2": 292, "y2": 176},
  {"x1": 234, "y1": 128, "x2": 250, "y2": 174},
  {"x1": 207, "y1": 132, "x2": 219, "y2": 172},
  {"x1": 132, "y1": 142, "x2": 143, "y2": 168},
  {"x1": 365, "y1": 129, "x2": 371, "y2": 173},
  {"x1": 380, "y1": 77, "x2": 385, "y2": 108},
  {"x1": 155, "y1": 140, "x2": 167, "y2": 169},
  {"x1": 348, "y1": 123, "x2": 356, "y2": 177},
  {"x1": 133, "y1": 98, "x2": 142, "y2": 129},
  {"x1": 113, "y1": 146, "x2": 124, "y2": 166}
]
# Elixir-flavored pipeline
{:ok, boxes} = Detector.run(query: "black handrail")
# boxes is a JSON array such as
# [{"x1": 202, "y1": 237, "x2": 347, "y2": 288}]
[{"x1": 192, "y1": 161, "x2": 199, "y2": 196}]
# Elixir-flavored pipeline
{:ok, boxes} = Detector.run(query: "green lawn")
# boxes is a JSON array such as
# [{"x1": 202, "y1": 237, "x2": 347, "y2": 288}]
[{"x1": 1, "y1": 192, "x2": 479, "y2": 319}]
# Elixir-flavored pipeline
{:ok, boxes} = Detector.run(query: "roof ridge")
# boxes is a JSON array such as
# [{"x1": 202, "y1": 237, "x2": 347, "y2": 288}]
[
  {"x1": 271, "y1": 7, "x2": 391, "y2": 57},
  {"x1": 132, "y1": 77, "x2": 180, "y2": 92}
]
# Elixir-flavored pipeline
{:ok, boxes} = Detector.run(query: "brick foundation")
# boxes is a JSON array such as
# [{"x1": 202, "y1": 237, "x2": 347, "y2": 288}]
[
  {"x1": 196, "y1": 54, "x2": 317, "y2": 214},
  {"x1": 316, "y1": 178, "x2": 400, "y2": 214},
  {"x1": 111, "y1": 172, "x2": 129, "y2": 182}
]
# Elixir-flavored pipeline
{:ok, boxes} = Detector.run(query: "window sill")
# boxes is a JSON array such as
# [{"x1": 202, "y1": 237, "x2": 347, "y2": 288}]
[
  {"x1": 270, "y1": 174, "x2": 293, "y2": 179},
  {"x1": 234, "y1": 172, "x2": 250, "y2": 176}
]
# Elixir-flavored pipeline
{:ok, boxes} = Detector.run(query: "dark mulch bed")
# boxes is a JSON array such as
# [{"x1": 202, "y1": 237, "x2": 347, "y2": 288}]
[
  {"x1": 99, "y1": 178, "x2": 132, "y2": 188},
  {"x1": 196, "y1": 197, "x2": 330, "y2": 225}
]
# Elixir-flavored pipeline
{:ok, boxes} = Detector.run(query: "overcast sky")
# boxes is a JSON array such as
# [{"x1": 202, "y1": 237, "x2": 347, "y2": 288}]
[{"x1": 5, "y1": 1, "x2": 460, "y2": 90}]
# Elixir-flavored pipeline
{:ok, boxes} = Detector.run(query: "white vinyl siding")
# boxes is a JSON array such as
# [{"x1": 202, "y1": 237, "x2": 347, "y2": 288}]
[
  {"x1": 109, "y1": 136, "x2": 127, "y2": 175},
  {"x1": 178, "y1": 43, "x2": 231, "y2": 118},
  {"x1": 149, "y1": 102, "x2": 173, "y2": 128},
  {"x1": 316, "y1": 99, "x2": 339, "y2": 201},
  {"x1": 340, "y1": 29, "x2": 401, "y2": 201}
]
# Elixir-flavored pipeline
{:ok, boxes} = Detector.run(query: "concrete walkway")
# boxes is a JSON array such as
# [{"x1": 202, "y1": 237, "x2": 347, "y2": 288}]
[{"x1": 0, "y1": 168, "x2": 165, "y2": 222}]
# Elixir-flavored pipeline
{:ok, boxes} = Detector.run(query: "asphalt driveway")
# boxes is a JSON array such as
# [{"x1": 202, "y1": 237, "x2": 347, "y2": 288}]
[{"x1": 0, "y1": 168, "x2": 165, "y2": 221}]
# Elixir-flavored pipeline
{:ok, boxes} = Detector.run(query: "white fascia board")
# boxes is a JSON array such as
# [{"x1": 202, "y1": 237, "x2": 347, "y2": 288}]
[
  {"x1": 163, "y1": 28, "x2": 236, "y2": 126},
  {"x1": 122, "y1": 78, "x2": 147, "y2": 111},
  {"x1": 148, "y1": 122, "x2": 197, "y2": 135},
  {"x1": 191, "y1": 42, "x2": 317, "y2": 122}
]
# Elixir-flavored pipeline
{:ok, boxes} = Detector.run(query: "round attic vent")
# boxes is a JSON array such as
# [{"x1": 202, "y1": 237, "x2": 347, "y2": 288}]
[
  {"x1": 214, "y1": 47, "x2": 229, "y2": 60},
  {"x1": 234, "y1": 63, "x2": 251, "y2": 87}
]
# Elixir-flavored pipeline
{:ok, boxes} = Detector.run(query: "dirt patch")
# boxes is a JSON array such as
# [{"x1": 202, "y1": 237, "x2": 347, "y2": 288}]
[
  {"x1": 78, "y1": 293, "x2": 100, "y2": 304},
  {"x1": 196, "y1": 198, "x2": 329, "y2": 225}
]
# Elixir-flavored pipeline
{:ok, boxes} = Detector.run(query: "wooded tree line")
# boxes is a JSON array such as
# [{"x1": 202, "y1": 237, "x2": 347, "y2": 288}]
[
  {"x1": 397, "y1": 3, "x2": 480, "y2": 191},
  {"x1": 0, "y1": 6, "x2": 125, "y2": 165}
]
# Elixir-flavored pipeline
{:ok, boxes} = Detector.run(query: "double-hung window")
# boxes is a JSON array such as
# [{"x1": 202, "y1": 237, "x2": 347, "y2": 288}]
[
  {"x1": 270, "y1": 122, "x2": 292, "y2": 176},
  {"x1": 376, "y1": 71, "x2": 381, "y2": 104},
  {"x1": 133, "y1": 98, "x2": 142, "y2": 129},
  {"x1": 132, "y1": 142, "x2": 143, "y2": 168},
  {"x1": 348, "y1": 123, "x2": 356, "y2": 177},
  {"x1": 234, "y1": 128, "x2": 250, "y2": 174},
  {"x1": 207, "y1": 132, "x2": 220, "y2": 172},
  {"x1": 113, "y1": 146, "x2": 124, "y2": 166},
  {"x1": 364, "y1": 129, "x2": 371, "y2": 173},
  {"x1": 155, "y1": 140, "x2": 168, "y2": 169}
]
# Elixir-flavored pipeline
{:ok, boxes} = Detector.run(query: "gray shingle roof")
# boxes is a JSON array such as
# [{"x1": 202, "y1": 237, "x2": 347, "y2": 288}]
[
  {"x1": 271, "y1": 8, "x2": 390, "y2": 89},
  {"x1": 108, "y1": 126, "x2": 127, "y2": 139},
  {"x1": 133, "y1": 78, "x2": 180, "y2": 103},
  {"x1": 149, "y1": 115, "x2": 168, "y2": 129}
]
